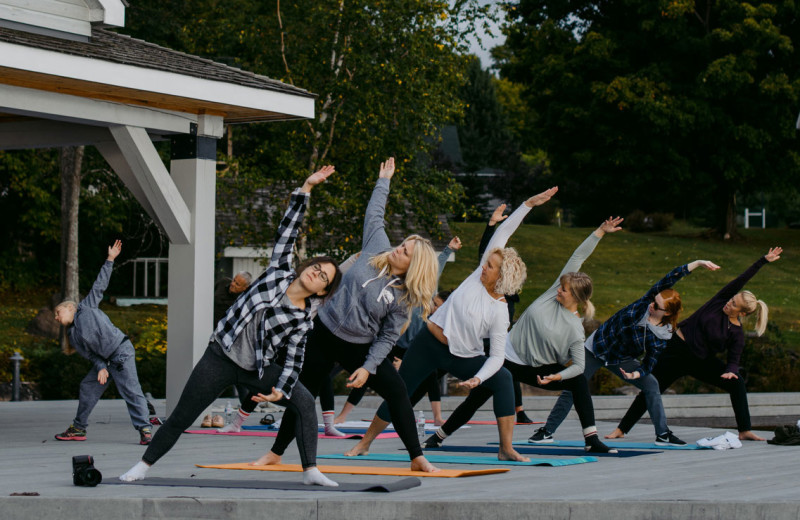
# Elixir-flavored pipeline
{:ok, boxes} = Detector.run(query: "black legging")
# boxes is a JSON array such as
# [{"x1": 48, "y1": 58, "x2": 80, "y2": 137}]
[
  {"x1": 617, "y1": 334, "x2": 753, "y2": 433},
  {"x1": 142, "y1": 341, "x2": 319, "y2": 468},
  {"x1": 271, "y1": 317, "x2": 423, "y2": 459},
  {"x1": 439, "y1": 360, "x2": 597, "y2": 436},
  {"x1": 376, "y1": 327, "x2": 516, "y2": 422}
]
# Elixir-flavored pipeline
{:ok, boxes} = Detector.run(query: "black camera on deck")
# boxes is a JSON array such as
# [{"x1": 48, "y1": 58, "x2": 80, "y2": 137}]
[{"x1": 72, "y1": 455, "x2": 102, "y2": 487}]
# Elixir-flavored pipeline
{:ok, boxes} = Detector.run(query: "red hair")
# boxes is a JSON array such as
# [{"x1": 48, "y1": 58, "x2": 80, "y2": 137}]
[{"x1": 659, "y1": 289, "x2": 682, "y2": 329}]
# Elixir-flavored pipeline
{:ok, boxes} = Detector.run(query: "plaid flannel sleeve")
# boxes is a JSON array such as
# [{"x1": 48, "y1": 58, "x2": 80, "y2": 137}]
[{"x1": 271, "y1": 189, "x2": 309, "y2": 272}]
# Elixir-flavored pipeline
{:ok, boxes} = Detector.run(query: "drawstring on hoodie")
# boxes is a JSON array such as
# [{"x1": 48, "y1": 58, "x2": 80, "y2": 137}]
[{"x1": 362, "y1": 265, "x2": 400, "y2": 304}]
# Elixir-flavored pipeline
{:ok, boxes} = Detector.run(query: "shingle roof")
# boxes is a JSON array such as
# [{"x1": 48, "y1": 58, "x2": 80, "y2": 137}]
[{"x1": 0, "y1": 25, "x2": 314, "y2": 98}]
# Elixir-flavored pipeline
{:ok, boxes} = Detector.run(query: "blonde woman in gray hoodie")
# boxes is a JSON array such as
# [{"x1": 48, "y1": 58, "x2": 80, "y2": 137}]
[{"x1": 259, "y1": 157, "x2": 442, "y2": 473}]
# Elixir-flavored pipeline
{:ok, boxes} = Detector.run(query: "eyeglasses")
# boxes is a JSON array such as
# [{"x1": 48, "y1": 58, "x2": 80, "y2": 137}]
[
  {"x1": 652, "y1": 299, "x2": 666, "y2": 312},
  {"x1": 312, "y1": 263, "x2": 330, "y2": 284}
]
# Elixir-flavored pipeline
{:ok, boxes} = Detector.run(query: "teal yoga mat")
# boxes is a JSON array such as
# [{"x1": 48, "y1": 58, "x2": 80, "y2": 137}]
[
  {"x1": 492, "y1": 440, "x2": 709, "y2": 450},
  {"x1": 426, "y1": 445, "x2": 657, "y2": 458},
  {"x1": 318, "y1": 453, "x2": 597, "y2": 467}
]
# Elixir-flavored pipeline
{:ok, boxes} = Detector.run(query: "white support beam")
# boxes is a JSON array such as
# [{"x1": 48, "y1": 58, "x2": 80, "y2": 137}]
[
  {"x1": 0, "y1": 120, "x2": 114, "y2": 150},
  {"x1": 166, "y1": 153, "x2": 217, "y2": 415},
  {"x1": 96, "y1": 125, "x2": 191, "y2": 244},
  {"x1": 0, "y1": 83, "x2": 196, "y2": 134}
]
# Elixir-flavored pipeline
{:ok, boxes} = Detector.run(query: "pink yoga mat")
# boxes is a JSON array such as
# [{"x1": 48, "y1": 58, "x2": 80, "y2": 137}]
[{"x1": 185, "y1": 430, "x2": 399, "y2": 440}]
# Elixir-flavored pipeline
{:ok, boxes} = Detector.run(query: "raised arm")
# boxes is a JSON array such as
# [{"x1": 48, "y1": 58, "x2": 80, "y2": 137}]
[
  {"x1": 478, "y1": 204, "x2": 508, "y2": 262},
  {"x1": 437, "y1": 237, "x2": 461, "y2": 281},
  {"x1": 270, "y1": 166, "x2": 335, "y2": 271},
  {"x1": 556, "y1": 216, "x2": 623, "y2": 281},
  {"x1": 480, "y1": 187, "x2": 558, "y2": 265},
  {"x1": 361, "y1": 158, "x2": 395, "y2": 255},
  {"x1": 638, "y1": 260, "x2": 719, "y2": 304},
  {"x1": 711, "y1": 247, "x2": 781, "y2": 303},
  {"x1": 81, "y1": 240, "x2": 122, "y2": 309}
]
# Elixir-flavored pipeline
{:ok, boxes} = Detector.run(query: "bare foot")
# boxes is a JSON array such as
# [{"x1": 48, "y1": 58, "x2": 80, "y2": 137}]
[
  {"x1": 498, "y1": 448, "x2": 530, "y2": 463},
  {"x1": 433, "y1": 417, "x2": 445, "y2": 427},
  {"x1": 604, "y1": 428, "x2": 625, "y2": 439},
  {"x1": 333, "y1": 415, "x2": 347, "y2": 425},
  {"x1": 410, "y1": 456, "x2": 440, "y2": 473},
  {"x1": 739, "y1": 430, "x2": 765, "y2": 441},
  {"x1": 343, "y1": 441, "x2": 370, "y2": 457},
  {"x1": 250, "y1": 451, "x2": 281, "y2": 466}
]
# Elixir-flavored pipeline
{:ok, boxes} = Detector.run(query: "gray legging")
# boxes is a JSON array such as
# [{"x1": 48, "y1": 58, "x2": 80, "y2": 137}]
[
  {"x1": 142, "y1": 341, "x2": 319, "y2": 468},
  {"x1": 543, "y1": 348, "x2": 669, "y2": 436}
]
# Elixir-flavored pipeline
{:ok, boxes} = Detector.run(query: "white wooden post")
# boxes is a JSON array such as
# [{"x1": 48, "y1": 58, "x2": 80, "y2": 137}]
[
  {"x1": 165, "y1": 126, "x2": 219, "y2": 414},
  {"x1": 744, "y1": 208, "x2": 766, "y2": 229}
]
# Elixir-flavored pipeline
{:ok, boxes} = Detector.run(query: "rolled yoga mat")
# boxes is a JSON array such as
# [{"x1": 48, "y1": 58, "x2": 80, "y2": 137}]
[
  {"x1": 319, "y1": 453, "x2": 597, "y2": 467},
  {"x1": 424, "y1": 444, "x2": 658, "y2": 458},
  {"x1": 196, "y1": 462, "x2": 509, "y2": 478},
  {"x1": 108, "y1": 476, "x2": 421, "y2": 492}
]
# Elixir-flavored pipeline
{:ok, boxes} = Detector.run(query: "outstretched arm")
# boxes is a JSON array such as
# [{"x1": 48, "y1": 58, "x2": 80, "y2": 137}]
[
  {"x1": 480, "y1": 187, "x2": 558, "y2": 265},
  {"x1": 709, "y1": 246, "x2": 781, "y2": 303},
  {"x1": 270, "y1": 166, "x2": 334, "y2": 270},
  {"x1": 361, "y1": 158, "x2": 395, "y2": 254},
  {"x1": 639, "y1": 260, "x2": 719, "y2": 304},
  {"x1": 556, "y1": 216, "x2": 623, "y2": 281},
  {"x1": 82, "y1": 240, "x2": 122, "y2": 309},
  {"x1": 478, "y1": 204, "x2": 508, "y2": 262}
]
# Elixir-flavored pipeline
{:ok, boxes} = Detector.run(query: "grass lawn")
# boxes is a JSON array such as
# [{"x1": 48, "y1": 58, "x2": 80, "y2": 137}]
[
  {"x1": 1, "y1": 222, "x2": 797, "y2": 386},
  {"x1": 442, "y1": 223, "x2": 800, "y2": 347}
]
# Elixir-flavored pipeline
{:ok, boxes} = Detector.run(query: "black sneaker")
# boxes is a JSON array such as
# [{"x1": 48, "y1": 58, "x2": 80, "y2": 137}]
[
  {"x1": 655, "y1": 430, "x2": 686, "y2": 446},
  {"x1": 55, "y1": 424, "x2": 86, "y2": 441},
  {"x1": 139, "y1": 427, "x2": 152, "y2": 445},
  {"x1": 423, "y1": 433, "x2": 443, "y2": 449},
  {"x1": 528, "y1": 427, "x2": 553, "y2": 443},
  {"x1": 516, "y1": 411, "x2": 534, "y2": 424}
]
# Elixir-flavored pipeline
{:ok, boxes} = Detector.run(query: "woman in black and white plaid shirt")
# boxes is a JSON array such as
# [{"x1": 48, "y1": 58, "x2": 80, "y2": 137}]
[{"x1": 120, "y1": 166, "x2": 344, "y2": 487}]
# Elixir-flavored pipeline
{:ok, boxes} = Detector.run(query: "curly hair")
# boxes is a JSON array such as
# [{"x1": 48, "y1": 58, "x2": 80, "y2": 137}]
[{"x1": 487, "y1": 247, "x2": 527, "y2": 295}]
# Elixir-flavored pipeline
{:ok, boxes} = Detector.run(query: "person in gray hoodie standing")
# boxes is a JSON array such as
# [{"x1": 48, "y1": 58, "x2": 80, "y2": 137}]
[
  {"x1": 259, "y1": 157, "x2": 442, "y2": 473},
  {"x1": 54, "y1": 240, "x2": 152, "y2": 445}
]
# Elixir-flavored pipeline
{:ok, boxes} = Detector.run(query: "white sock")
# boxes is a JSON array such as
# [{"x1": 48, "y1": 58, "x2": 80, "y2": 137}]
[
  {"x1": 119, "y1": 461, "x2": 150, "y2": 482},
  {"x1": 582, "y1": 426, "x2": 598, "y2": 438},
  {"x1": 322, "y1": 411, "x2": 346, "y2": 437},
  {"x1": 218, "y1": 409, "x2": 249, "y2": 433},
  {"x1": 303, "y1": 466, "x2": 339, "y2": 487},
  {"x1": 435, "y1": 427, "x2": 448, "y2": 440}
]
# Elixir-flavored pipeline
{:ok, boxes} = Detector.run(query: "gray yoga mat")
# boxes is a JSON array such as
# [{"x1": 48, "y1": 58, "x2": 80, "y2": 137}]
[{"x1": 107, "y1": 476, "x2": 421, "y2": 492}]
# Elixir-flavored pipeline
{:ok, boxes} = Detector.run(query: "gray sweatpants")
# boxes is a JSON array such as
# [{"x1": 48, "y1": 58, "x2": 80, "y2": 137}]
[{"x1": 74, "y1": 340, "x2": 149, "y2": 431}]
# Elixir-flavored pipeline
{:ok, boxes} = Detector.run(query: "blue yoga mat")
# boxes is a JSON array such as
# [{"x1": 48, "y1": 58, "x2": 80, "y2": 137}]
[
  {"x1": 318, "y1": 453, "x2": 597, "y2": 467},
  {"x1": 490, "y1": 440, "x2": 709, "y2": 450},
  {"x1": 426, "y1": 445, "x2": 658, "y2": 458}
]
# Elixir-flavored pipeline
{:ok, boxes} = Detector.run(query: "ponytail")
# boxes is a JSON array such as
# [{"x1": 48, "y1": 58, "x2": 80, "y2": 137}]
[{"x1": 740, "y1": 290, "x2": 768, "y2": 336}]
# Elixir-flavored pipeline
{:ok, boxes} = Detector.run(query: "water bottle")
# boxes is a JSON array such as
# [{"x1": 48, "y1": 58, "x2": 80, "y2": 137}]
[
  {"x1": 225, "y1": 401, "x2": 233, "y2": 424},
  {"x1": 416, "y1": 410, "x2": 426, "y2": 439}
]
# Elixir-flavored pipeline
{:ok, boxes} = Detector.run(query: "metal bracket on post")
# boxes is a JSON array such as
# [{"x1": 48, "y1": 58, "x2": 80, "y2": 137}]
[{"x1": 170, "y1": 132, "x2": 217, "y2": 161}]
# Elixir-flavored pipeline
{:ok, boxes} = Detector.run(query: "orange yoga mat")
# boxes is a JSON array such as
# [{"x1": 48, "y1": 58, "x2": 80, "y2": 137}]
[{"x1": 196, "y1": 462, "x2": 509, "y2": 478}]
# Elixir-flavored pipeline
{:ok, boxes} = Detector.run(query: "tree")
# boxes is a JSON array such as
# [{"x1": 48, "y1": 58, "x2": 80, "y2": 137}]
[
  {"x1": 497, "y1": 0, "x2": 800, "y2": 233},
  {"x1": 122, "y1": 0, "x2": 494, "y2": 255}
]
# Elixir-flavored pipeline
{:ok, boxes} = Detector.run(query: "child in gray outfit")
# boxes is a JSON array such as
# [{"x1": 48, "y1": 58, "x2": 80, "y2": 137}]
[{"x1": 54, "y1": 240, "x2": 151, "y2": 445}]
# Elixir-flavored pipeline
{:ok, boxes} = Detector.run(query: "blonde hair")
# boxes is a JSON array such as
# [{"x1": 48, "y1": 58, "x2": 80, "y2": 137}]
[
  {"x1": 560, "y1": 272, "x2": 595, "y2": 321},
  {"x1": 487, "y1": 247, "x2": 527, "y2": 295},
  {"x1": 739, "y1": 290, "x2": 768, "y2": 336},
  {"x1": 55, "y1": 301, "x2": 77, "y2": 312},
  {"x1": 369, "y1": 235, "x2": 438, "y2": 321}
]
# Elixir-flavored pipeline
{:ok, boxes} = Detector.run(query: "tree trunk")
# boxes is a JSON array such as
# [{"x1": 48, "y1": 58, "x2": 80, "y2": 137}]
[
  {"x1": 60, "y1": 145, "x2": 84, "y2": 353},
  {"x1": 724, "y1": 191, "x2": 737, "y2": 240}
]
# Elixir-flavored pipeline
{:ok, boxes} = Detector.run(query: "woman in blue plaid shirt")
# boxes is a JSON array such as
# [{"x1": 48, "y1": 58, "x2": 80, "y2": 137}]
[{"x1": 120, "y1": 166, "x2": 343, "y2": 487}]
